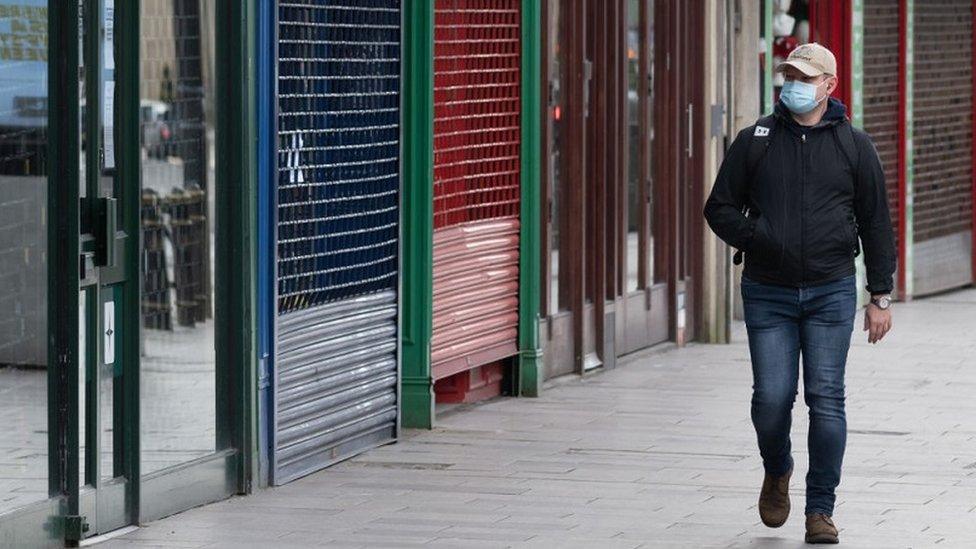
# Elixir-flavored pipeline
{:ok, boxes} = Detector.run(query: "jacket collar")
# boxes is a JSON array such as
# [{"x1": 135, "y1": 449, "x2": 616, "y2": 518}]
[{"x1": 774, "y1": 97, "x2": 848, "y2": 130}]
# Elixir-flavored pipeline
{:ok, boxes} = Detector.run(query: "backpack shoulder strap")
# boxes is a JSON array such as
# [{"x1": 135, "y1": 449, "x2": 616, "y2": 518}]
[
  {"x1": 833, "y1": 122, "x2": 862, "y2": 257},
  {"x1": 733, "y1": 115, "x2": 777, "y2": 265},
  {"x1": 746, "y1": 114, "x2": 777, "y2": 179},
  {"x1": 833, "y1": 121, "x2": 859, "y2": 173}
]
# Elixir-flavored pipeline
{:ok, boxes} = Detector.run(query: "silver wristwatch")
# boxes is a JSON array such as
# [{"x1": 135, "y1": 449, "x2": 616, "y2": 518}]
[{"x1": 870, "y1": 295, "x2": 891, "y2": 310}]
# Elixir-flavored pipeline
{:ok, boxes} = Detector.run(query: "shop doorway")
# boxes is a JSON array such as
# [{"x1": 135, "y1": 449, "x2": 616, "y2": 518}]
[
  {"x1": 267, "y1": 0, "x2": 401, "y2": 485},
  {"x1": 1, "y1": 2, "x2": 246, "y2": 545},
  {"x1": 540, "y1": 0, "x2": 699, "y2": 379}
]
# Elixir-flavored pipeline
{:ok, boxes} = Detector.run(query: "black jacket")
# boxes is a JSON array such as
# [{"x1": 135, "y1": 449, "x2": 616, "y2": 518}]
[{"x1": 703, "y1": 98, "x2": 896, "y2": 294}]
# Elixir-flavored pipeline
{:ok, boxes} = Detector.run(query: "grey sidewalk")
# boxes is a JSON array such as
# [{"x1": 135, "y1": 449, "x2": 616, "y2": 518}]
[{"x1": 103, "y1": 288, "x2": 976, "y2": 549}]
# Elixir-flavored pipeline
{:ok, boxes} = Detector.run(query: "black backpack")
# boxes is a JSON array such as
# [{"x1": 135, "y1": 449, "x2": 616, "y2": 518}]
[{"x1": 731, "y1": 114, "x2": 860, "y2": 265}]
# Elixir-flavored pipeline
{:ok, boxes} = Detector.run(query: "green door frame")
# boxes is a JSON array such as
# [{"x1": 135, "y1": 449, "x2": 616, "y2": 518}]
[
  {"x1": 401, "y1": 2, "x2": 436, "y2": 429},
  {"x1": 214, "y1": 0, "x2": 259, "y2": 501},
  {"x1": 518, "y1": 0, "x2": 543, "y2": 398},
  {"x1": 76, "y1": 0, "x2": 131, "y2": 536}
]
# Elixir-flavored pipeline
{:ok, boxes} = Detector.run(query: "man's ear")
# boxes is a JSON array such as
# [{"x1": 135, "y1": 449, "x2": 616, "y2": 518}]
[{"x1": 826, "y1": 76, "x2": 838, "y2": 95}]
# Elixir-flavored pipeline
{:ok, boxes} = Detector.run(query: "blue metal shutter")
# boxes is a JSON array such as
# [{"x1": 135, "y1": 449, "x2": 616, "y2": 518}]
[{"x1": 273, "y1": 0, "x2": 401, "y2": 485}]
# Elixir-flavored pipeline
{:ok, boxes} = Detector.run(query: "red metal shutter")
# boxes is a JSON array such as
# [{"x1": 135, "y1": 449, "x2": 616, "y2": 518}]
[
  {"x1": 432, "y1": 0, "x2": 521, "y2": 380},
  {"x1": 862, "y1": 0, "x2": 901, "y2": 252},
  {"x1": 913, "y1": 0, "x2": 974, "y2": 293},
  {"x1": 810, "y1": 0, "x2": 854, "y2": 109}
]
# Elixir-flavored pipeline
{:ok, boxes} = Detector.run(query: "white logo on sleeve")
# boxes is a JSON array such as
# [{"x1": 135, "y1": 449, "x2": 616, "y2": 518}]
[{"x1": 754, "y1": 126, "x2": 770, "y2": 137}]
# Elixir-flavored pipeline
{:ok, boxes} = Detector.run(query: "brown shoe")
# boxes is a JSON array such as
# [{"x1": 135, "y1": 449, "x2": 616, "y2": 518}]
[
  {"x1": 758, "y1": 467, "x2": 792, "y2": 527},
  {"x1": 805, "y1": 513, "x2": 839, "y2": 544}
]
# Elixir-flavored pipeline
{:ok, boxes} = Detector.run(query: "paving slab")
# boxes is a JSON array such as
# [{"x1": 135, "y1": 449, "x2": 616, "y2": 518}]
[{"x1": 101, "y1": 288, "x2": 976, "y2": 548}]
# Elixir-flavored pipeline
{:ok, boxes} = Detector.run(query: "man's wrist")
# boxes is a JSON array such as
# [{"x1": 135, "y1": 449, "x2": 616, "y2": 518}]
[{"x1": 869, "y1": 293, "x2": 892, "y2": 310}]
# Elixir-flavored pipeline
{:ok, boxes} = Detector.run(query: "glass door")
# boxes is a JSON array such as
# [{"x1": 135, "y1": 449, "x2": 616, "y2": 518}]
[
  {"x1": 541, "y1": 0, "x2": 578, "y2": 379},
  {"x1": 0, "y1": 0, "x2": 125, "y2": 544},
  {"x1": 0, "y1": 1, "x2": 65, "y2": 546},
  {"x1": 616, "y1": 0, "x2": 669, "y2": 354},
  {"x1": 541, "y1": 0, "x2": 593, "y2": 377},
  {"x1": 71, "y1": 0, "x2": 235, "y2": 535},
  {"x1": 2, "y1": 1, "x2": 241, "y2": 544},
  {"x1": 135, "y1": 0, "x2": 239, "y2": 524},
  {"x1": 138, "y1": 0, "x2": 218, "y2": 477}
]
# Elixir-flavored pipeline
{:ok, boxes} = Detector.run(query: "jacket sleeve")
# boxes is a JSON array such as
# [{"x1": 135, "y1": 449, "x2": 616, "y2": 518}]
[
  {"x1": 703, "y1": 127, "x2": 759, "y2": 251},
  {"x1": 853, "y1": 130, "x2": 897, "y2": 295}
]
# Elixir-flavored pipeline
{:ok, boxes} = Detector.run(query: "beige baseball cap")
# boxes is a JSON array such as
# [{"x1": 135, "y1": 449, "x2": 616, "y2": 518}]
[{"x1": 776, "y1": 42, "x2": 837, "y2": 76}]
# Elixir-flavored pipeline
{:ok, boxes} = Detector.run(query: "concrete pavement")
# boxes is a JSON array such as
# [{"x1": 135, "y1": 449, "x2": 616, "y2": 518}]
[{"x1": 101, "y1": 287, "x2": 976, "y2": 548}]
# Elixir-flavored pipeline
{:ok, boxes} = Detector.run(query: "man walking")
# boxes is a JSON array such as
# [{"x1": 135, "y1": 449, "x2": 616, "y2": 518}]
[{"x1": 703, "y1": 43, "x2": 896, "y2": 544}]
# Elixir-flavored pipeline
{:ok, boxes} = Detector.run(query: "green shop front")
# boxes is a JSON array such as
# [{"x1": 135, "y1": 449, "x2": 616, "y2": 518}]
[{"x1": 0, "y1": 1, "x2": 256, "y2": 545}]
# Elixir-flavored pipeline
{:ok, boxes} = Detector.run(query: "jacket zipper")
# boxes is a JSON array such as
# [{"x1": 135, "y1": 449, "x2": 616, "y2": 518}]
[{"x1": 800, "y1": 132, "x2": 806, "y2": 286}]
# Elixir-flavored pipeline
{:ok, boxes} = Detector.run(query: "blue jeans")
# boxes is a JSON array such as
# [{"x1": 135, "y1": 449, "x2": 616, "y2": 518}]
[{"x1": 740, "y1": 273, "x2": 856, "y2": 516}]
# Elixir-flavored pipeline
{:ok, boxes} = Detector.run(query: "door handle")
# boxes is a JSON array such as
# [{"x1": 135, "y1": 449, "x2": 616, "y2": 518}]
[
  {"x1": 95, "y1": 197, "x2": 117, "y2": 268},
  {"x1": 583, "y1": 59, "x2": 592, "y2": 118}
]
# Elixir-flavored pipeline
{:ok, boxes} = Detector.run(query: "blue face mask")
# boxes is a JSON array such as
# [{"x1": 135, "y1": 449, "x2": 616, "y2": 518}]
[{"x1": 780, "y1": 79, "x2": 827, "y2": 114}]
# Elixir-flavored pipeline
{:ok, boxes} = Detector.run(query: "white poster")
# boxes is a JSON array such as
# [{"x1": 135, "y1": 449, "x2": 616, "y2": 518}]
[
  {"x1": 103, "y1": 80, "x2": 115, "y2": 168},
  {"x1": 102, "y1": 0, "x2": 115, "y2": 168}
]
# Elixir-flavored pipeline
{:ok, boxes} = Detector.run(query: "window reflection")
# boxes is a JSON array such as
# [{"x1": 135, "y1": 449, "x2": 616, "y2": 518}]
[
  {"x1": 139, "y1": 0, "x2": 217, "y2": 474},
  {"x1": 626, "y1": 0, "x2": 641, "y2": 292},
  {"x1": 549, "y1": 0, "x2": 567, "y2": 314},
  {"x1": 0, "y1": 0, "x2": 49, "y2": 515}
]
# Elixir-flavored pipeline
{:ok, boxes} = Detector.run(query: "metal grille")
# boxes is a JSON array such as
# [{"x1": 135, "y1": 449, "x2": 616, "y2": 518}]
[
  {"x1": 863, "y1": 0, "x2": 901, "y2": 250},
  {"x1": 430, "y1": 0, "x2": 521, "y2": 381},
  {"x1": 433, "y1": 0, "x2": 521, "y2": 229},
  {"x1": 913, "y1": 0, "x2": 973, "y2": 243},
  {"x1": 273, "y1": 0, "x2": 400, "y2": 485},
  {"x1": 277, "y1": 0, "x2": 400, "y2": 313}
]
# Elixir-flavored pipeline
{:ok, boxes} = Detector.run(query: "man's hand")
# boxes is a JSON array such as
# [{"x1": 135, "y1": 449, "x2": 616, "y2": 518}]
[{"x1": 863, "y1": 302, "x2": 892, "y2": 344}]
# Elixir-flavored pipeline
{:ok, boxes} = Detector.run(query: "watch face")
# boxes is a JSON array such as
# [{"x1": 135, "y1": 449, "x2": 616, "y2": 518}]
[{"x1": 874, "y1": 296, "x2": 890, "y2": 309}]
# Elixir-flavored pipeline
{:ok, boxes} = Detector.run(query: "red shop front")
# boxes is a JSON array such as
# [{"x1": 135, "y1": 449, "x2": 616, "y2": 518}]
[{"x1": 430, "y1": 0, "x2": 522, "y2": 403}]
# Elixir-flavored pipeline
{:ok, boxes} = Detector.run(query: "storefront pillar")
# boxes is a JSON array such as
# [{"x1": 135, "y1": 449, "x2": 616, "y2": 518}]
[
  {"x1": 519, "y1": 0, "x2": 543, "y2": 397},
  {"x1": 401, "y1": 2, "x2": 436, "y2": 429},
  {"x1": 899, "y1": 0, "x2": 915, "y2": 299}
]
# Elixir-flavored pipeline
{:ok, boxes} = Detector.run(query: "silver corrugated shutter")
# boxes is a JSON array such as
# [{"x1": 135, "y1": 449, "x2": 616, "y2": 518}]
[
  {"x1": 273, "y1": 0, "x2": 401, "y2": 485},
  {"x1": 274, "y1": 293, "x2": 398, "y2": 482}
]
